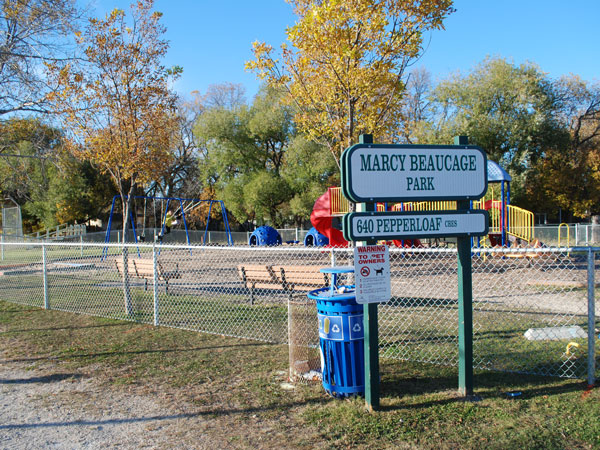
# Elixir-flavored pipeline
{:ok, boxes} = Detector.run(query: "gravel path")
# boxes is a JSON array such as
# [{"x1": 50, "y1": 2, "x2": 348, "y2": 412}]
[{"x1": 0, "y1": 361, "x2": 219, "y2": 449}]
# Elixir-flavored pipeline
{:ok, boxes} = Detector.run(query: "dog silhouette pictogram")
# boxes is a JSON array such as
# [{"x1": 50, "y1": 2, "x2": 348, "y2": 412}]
[{"x1": 375, "y1": 267, "x2": 384, "y2": 275}]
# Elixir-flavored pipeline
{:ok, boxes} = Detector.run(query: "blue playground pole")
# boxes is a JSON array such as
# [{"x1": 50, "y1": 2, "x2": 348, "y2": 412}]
[
  {"x1": 178, "y1": 199, "x2": 193, "y2": 255},
  {"x1": 158, "y1": 199, "x2": 171, "y2": 239},
  {"x1": 506, "y1": 182, "x2": 511, "y2": 241},
  {"x1": 219, "y1": 201, "x2": 234, "y2": 245},
  {"x1": 501, "y1": 181, "x2": 506, "y2": 246},
  {"x1": 203, "y1": 201, "x2": 213, "y2": 245},
  {"x1": 102, "y1": 195, "x2": 118, "y2": 261},
  {"x1": 128, "y1": 207, "x2": 141, "y2": 258}
]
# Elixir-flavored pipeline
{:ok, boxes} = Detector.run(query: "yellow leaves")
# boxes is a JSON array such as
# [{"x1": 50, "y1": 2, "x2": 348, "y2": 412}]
[
  {"x1": 46, "y1": 0, "x2": 177, "y2": 192},
  {"x1": 245, "y1": 42, "x2": 278, "y2": 81},
  {"x1": 247, "y1": 0, "x2": 454, "y2": 159}
]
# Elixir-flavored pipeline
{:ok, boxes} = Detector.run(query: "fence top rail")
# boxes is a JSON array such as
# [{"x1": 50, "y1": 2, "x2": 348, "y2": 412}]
[{"x1": 2, "y1": 240, "x2": 599, "y2": 255}]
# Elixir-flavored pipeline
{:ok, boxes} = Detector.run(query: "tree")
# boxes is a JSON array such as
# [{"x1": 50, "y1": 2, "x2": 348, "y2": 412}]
[
  {"x1": 194, "y1": 84, "x2": 332, "y2": 227},
  {"x1": 0, "y1": 118, "x2": 59, "y2": 203},
  {"x1": 282, "y1": 134, "x2": 337, "y2": 223},
  {"x1": 0, "y1": 0, "x2": 82, "y2": 116},
  {"x1": 407, "y1": 58, "x2": 565, "y2": 206},
  {"x1": 526, "y1": 77, "x2": 600, "y2": 219},
  {"x1": 246, "y1": 0, "x2": 454, "y2": 164},
  {"x1": 145, "y1": 98, "x2": 203, "y2": 200},
  {"x1": 47, "y1": 0, "x2": 180, "y2": 238},
  {"x1": 0, "y1": 118, "x2": 115, "y2": 231}
]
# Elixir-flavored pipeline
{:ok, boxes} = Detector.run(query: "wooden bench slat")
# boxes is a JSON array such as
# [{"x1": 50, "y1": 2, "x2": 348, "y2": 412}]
[
  {"x1": 272, "y1": 265, "x2": 329, "y2": 289},
  {"x1": 115, "y1": 258, "x2": 180, "y2": 292},
  {"x1": 237, "y1": 264, "x2": 329, "y2": 302}
]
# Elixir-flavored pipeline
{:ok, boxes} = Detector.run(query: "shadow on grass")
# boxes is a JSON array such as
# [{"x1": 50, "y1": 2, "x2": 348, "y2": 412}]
[
  {"x1": 0, "y1": 373, "x2": 84, "y2": 384},
  {"x1": 4, "y1": 342, "x2": 271, "y2": 363},
  {"x1": 378, "y1": 367, "x2": 590, "y2": 411},
  {"x1": 1, "y1": 322, "x2": 131, "y2": 334}
]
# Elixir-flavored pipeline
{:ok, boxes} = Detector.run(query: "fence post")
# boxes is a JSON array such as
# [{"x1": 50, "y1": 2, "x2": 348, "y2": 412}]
[
  {"x1": 122, "y1": 246, "x2": 133, "y2": 316},
  {"x1": 588, "y1": 247, "x2": 596, "y2": 387},
  {"x1": 153, "y1": 242, "x2": 159, "y2": 326},
  {"x1": 80, "y1": 235, "x2": 84, "y2": 258},
  {"x1": 43, "y1": 243, "x2": 49, "y2": 310},
  {"x1": 1, "y1": 234, "x2": 3, "y2": 261},
  {"x1": 586, "y1": 225, "x2": 589, "y2": 245}
]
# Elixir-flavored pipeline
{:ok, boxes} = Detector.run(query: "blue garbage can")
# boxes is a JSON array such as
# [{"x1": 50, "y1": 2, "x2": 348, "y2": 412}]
[{"x1": 308, "y1": 286, "x2": 364, "y2": 397}]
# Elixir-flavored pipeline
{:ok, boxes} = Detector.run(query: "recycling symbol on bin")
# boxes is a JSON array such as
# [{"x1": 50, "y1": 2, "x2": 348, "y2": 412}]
[
  {"x1": 331, "y1": 324, "x2": 341, "y2": 333},
  {"x1": 353, "y1": 323, "x2": 362, "y2": 333}
]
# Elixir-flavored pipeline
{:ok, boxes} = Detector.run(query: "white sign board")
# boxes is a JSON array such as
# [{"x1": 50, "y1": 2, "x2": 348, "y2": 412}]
[
  {"x1": 353, "y1": 244, "x2": 391, "y2": 304},
  {"x1": 345, "y1": 210, "x2": 489, "y2": 241},
  {"x1": 342, "y1": 145, "x2": 487, "y2": 202}
]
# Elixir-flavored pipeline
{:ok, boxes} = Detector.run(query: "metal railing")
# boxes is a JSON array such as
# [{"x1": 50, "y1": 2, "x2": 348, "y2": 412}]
[
  {"x1": 24, "y1": 223, "x2": 87, "y2": 241},
  {"x1": 0, "y1": 241, "x2": 597, "y2": 384},
  {"x1": 329, "y1": 187, "x2": 536, "y2": 243}
]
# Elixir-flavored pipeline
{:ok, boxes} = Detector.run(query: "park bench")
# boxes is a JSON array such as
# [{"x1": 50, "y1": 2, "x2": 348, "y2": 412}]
[
  {"x1": 114, "y1": 258, "x2": 181, "y2": 293},
  {"x1": 237, "y1": 264, "x2": 278, "y2": 305},
  {"x1": 237, "y1": 264, "x2": 329, "y2": 303},
  {"x1": 271, "y1": 265, "x2": 330, "y2": 300}
]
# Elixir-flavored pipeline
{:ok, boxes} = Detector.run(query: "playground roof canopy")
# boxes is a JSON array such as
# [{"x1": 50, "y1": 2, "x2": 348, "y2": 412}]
[{"x1": 487, "y1": 160, "x2": 512, "y2": 183}]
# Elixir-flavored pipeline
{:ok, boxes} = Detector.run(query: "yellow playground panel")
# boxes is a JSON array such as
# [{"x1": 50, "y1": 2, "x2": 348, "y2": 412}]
[{"x1": 329, "y1": 187, "x2": 535, "y2": 245}]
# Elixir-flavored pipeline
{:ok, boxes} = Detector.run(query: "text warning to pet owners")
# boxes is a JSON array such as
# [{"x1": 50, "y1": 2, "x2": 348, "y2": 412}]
[{"x1": 353, "y1": 244, "x2": 391, "y2": 304}]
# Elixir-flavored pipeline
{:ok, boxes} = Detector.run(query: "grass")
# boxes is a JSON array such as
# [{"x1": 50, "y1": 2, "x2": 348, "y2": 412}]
[
  {"x1": 1, "y1": 300, "x2": 599, "y2": 449},
  {"x1": 1, "y1": 269, "x2": 595, "y2": 379}
]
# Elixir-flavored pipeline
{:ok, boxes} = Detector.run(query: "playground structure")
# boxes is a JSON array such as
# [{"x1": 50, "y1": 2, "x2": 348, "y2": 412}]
[
  {"x1": 321, "y1": 160, "x2": 535, "y2": 248},
  {"x1": 103, "y1": 195, "x2": 234, "y2": 249},
  {"x1": 249, "y1": 225, "x2": 282, "y2": 246},
  {"x1": 304, "y1": 227, "x2": 329, "y2": 247}
]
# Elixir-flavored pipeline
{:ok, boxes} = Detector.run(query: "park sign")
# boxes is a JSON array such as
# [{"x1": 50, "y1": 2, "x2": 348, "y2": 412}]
[
  {"x1": 341, "y1": 144, "x2": 487, "y2": 202},
  {"x1": 343, "y1": 210, "x2": 489, "y2": 241}
]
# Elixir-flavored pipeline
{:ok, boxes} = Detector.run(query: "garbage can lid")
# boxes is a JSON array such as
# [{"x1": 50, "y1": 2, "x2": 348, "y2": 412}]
[{"x1": 319, "y1": 266, "x2": 355, "y2": 274}]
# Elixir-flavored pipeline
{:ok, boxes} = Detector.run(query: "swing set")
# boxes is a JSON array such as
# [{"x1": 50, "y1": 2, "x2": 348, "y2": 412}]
[{"x1": 102, "y1": 195, "x2": 233, "y2": 260}]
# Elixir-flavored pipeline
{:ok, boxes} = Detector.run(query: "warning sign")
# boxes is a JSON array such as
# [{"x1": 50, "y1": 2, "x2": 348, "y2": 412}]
[{"x1": 354, "y1": 244, "x2": 391, "y2": 304}]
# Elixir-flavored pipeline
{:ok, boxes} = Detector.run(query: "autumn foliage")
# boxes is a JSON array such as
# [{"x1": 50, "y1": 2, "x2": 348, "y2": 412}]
[
  {"x1": 47, "y1": 0, "x2": 180, "y2": 233},
  {"x1": 246, "y1": 0, "x2": 454, "y2": 164}
]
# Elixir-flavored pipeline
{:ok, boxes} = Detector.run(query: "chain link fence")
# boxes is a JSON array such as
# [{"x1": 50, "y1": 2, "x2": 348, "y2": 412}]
[
  {"x1": 0, "y1": 241, "x2": 597, "y2": 382},
  {"x1": 534, "y1": 223, "x2": 600, "y2": 246}
]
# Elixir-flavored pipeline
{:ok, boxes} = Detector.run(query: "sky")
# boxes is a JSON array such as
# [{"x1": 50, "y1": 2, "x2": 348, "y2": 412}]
[{"x1": 89, "y1": 0, "x2": 600, "y2": 101}]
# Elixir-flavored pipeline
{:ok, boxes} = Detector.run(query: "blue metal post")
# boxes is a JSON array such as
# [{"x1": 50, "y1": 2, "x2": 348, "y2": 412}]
[
  {"x1": 220, "y1": 201, "x2": 234, "y2": 245},
  {"x1": 129, "y1": 207, "x2": 141, "y2": 258},
  {"x1": 203, "y1": 201, "x2": 213, "y2": 245},
  {"x1": 506, "y1": 182, "x2": 511, "y2": 241},
  {"x1": 178, "y1": 199, "x2": 192, "y2": 255},
  {"x1": 102, "y1": 195, "x2": 118, "y2": 261},
  {"x1": 159, "y1": 199, "x2": 171, "y2": 238},
  {"x1": 501, "y1": 181, "x2": 506, "y2": 246}
]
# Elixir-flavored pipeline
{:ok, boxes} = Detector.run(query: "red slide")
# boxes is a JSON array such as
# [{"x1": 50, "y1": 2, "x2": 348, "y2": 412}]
[{"x1": 310, "y1": 190, "x2": 349, "y2": 247}]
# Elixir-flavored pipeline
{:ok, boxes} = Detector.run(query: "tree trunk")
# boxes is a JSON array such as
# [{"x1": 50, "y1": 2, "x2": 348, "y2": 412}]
[
  {"x1": 592, "y1": 215, "x2": 600, "y2": 245},
  {"x1": 122, "y1": 245, "x2": 133, "y2": 317},
  {"x1": 121, "y1": 189, "x2": 135, "y2": 317}
]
